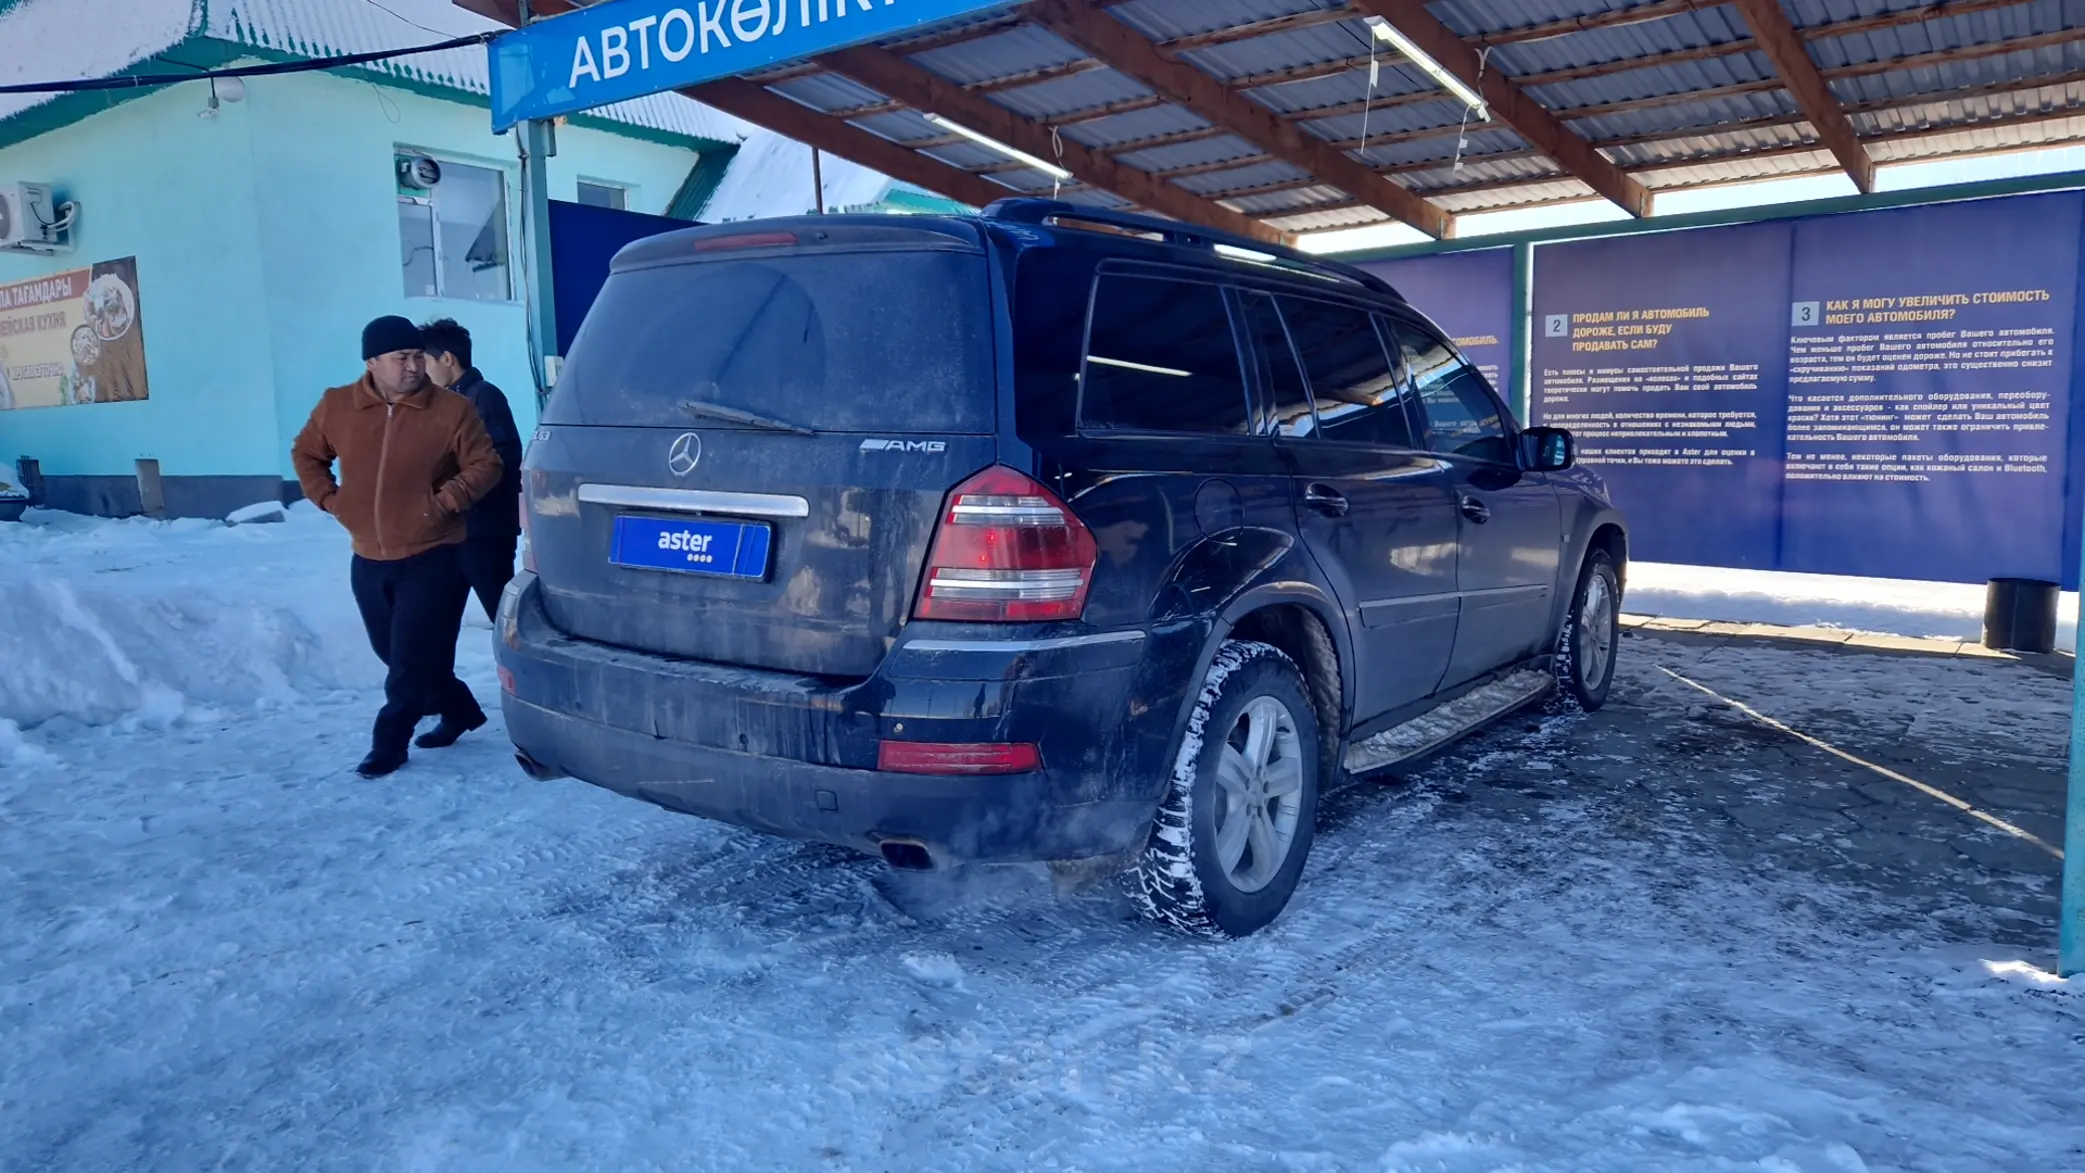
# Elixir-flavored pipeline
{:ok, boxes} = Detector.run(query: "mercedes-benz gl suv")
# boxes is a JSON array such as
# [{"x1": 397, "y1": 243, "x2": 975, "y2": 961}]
[{"x1": 496, "y1": 199, "x2": 1627, "y2": 938}]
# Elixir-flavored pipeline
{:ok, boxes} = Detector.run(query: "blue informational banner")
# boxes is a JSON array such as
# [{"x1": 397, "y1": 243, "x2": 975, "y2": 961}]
[
  {"x1": 1531, "y1": 221, "x2": 1798, "y2": 571},
  {"x1": 1360, "y1": 249, "x2": 1516, "y2": 404},
  {"x1": 1517, "y1": 189, "x2": 2085, "y2": 587},
  {"x1": 488, "y1": 0, "x2": 1015, "y2": 130},
  {"x1": 1778, "y1": 193, "x2": 2082, "y2": 583}
]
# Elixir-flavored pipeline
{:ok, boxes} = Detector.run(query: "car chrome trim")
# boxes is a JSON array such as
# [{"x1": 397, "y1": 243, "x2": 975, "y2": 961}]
[{"x1": 577, "y1": 484, "x2": 811, "y2": 519}]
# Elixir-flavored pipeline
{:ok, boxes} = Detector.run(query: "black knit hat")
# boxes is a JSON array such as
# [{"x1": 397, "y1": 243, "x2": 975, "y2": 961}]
[{"x1": 361, "y1": 315, "x2": 424, "y2": 361}]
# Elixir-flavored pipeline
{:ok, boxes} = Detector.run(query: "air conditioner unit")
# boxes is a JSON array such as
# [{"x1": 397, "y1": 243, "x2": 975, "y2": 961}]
[{"x1": 0, "y1": 183, "x2": 60, "y2": 251}]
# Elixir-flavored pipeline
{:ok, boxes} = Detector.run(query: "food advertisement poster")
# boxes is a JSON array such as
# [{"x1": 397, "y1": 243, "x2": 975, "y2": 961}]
[{"x1": 0, "y1": 257, "x2": 148, "y2": 410}]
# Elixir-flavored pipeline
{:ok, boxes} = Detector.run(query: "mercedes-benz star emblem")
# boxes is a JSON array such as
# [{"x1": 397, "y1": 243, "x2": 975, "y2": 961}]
[{"x1": 667, "y1": 432, "x2": 702, "y2": 478}]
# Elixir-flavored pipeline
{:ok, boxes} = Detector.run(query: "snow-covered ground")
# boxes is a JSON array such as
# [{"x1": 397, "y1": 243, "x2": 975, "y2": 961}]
[
  {"x1": 1630, "y1": 562, "x2": 2082, "y2": 647},
  {"x1": 2, "y1": 510, "x2": 2081, "y2": 1172}
]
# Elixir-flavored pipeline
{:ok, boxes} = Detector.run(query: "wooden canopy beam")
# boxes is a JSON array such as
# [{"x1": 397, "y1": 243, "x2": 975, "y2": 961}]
[
  {"x1": 1026, "y1": 0, "x2": 1450, "y2": 238},
  {"x1": 685, "y1": 78, "x2": 1016, "y2": 209},
  {"x1": 1729, "y1": 0, "x2": 1875, "y2": 191},
  {"x1": 819, "y1": 44, "x2": 1289, "y2": 243},
  {"x1": 1352, "y1": 0, "x2": 1652, "y2": 216}
]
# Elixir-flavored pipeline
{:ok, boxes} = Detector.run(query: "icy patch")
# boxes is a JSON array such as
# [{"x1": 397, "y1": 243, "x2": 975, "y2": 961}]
[
  {"x1": 0, "y1": 717, "x2": 52, "y2": 765},
  {"x1": 226, "y1": 501, "x2": 286, "y2": 525},
  {"x1": 899, "y1": 951, "x2": 966, "y2": 989},
  {"x1": 1980, "y1": 959, "x2": 2077, "y2": 991}
]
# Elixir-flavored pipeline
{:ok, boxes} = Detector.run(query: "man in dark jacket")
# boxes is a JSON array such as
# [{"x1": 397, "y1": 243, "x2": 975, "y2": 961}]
[
  {"x1": 419, "y1": 319, "x2": 524, "y2": 621},
  {"x1": 292, "y1": 316, "x2": 504, "y2": 778}
]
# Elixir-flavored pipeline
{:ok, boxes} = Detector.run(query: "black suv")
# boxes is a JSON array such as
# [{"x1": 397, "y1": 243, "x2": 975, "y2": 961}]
[{"x1": 497, "y1": 199, "x2": 1626, "y2": 938}]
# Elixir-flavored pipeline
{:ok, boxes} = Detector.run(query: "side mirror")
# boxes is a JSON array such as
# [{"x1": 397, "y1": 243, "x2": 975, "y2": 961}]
[{"x1": 1522, "y1": 426, "x2": 1574, "y2": 472}]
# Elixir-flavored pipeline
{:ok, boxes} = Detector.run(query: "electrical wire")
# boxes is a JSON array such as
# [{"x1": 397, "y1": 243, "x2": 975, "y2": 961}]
[
  {"x1": 357, "y1": 0, "x2": 461, "y2": 38},
  {"x1": 1452, "y1": 45, "x2": 1493, "y2": 174},
  {"x1": 0, "y1": 33, "x2": 492, "y2": 95}
]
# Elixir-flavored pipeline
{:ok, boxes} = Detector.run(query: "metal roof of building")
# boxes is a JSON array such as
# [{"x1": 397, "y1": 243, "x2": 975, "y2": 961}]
[
  {"x1": 462, "y1": 0, "x2": 2085, "y2": 243},
  {"x1": 0, "y1": 0, "x2": 749, "y2": 146}
]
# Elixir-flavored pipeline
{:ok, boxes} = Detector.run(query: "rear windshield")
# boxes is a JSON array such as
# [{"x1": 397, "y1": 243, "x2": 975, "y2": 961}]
[{"x1": 544, "y1": 250, "x2": 995, "y2": 433}]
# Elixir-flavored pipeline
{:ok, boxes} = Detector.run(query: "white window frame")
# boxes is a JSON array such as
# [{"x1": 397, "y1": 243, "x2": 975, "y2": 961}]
[
  {"x1": 396, "y1": 149, "x2": 519, "y2": 304},
  {"x1": 575, "y1": 179, "x2": 632, "y2": 211}
]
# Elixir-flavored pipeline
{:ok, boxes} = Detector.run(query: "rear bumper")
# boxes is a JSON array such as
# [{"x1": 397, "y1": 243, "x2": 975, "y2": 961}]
[
  {"x1": 503, "y1": 694, "x2": 1152, "y2": 864},
  {"x1": 495, "y1": 572, "x2": 1160, "y2": 864}
]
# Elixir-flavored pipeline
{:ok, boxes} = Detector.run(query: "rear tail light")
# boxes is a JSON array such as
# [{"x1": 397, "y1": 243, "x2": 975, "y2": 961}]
[
  {"x1": 519, "y1": 489, "x2": 536, "y2": 573},
  {"x1": 497, "y1": 665, "x2": 516, "y2": 695},
  {"x1": 877, "y1": 741, "x2": 1041, "y2": 775},
  {"x1": 914, "y1": 466, "x2": 1097, "y2": 622},
  {"x1": 694, "y1": 231, "x2": 798, "y2": 252}
]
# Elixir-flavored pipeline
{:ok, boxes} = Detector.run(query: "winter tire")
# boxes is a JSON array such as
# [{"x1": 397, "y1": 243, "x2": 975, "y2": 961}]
[
  {"x1": 1552, "y1": 549, "x2": 1621, "y2": 712},
  {"x1": 1131, "y1": 640, "x2": 1320, "y2": 939}
]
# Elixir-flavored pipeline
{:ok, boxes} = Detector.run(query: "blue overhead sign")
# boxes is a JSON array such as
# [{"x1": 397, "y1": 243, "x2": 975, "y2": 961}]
[{"x1": 489, "y1": 0, "x2": 1015, "y2": 130}]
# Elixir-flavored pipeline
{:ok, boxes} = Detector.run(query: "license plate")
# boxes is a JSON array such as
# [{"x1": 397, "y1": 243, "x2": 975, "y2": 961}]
[{"x1": 610, "y1": 515, "x2": 771, "y2": 580}]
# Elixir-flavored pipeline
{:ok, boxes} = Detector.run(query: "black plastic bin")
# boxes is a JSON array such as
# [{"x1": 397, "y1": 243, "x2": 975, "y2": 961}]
[{"x1": 1983, "y1": 578, "x2": 2059, "y2": 654}]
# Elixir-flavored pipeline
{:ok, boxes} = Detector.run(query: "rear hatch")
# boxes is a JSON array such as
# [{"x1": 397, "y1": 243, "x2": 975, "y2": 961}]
[{"x1": 527, "y1": 217, "x2": 998, "y2": 678}]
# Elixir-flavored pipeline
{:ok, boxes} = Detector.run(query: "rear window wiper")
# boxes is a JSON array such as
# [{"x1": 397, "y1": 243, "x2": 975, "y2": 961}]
[{"x1": 680, "y1": 399, "x2": 817, "y2": 436}]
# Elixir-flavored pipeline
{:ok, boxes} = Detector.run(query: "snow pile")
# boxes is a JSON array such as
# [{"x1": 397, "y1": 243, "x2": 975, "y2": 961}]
[
  {"x1": 0, "y1": 504, "x2": 378, "y2": 731},
  {"x1": 1628, "y1": 561, "x2": 2081, "y2": 645}
]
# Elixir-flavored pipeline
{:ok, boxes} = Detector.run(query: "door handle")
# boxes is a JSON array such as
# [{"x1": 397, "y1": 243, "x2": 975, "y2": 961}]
[
  {"x1": 1303, "y1": 484, "x2": 1350, "y2": 517},
  {"x1": 1459, "y1": 494, "x2": 1491, "y2": 524}
]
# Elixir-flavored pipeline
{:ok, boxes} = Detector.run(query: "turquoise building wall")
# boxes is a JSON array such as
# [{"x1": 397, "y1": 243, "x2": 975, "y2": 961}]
[
  {"x1": 0, "y1": 84, "x2": 279, "y2": 504},
  {"x1": 0, "y1": 65, "x2": 716, "y2": 512}
]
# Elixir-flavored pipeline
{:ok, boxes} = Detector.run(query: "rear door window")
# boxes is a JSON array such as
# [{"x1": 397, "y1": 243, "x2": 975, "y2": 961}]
[
  {"x1": 1237, "y1": 291, "x2": 1315, "y2": 437},
  {"x1": 1278, "y1": 297, "x2": 1419, "y2": 449},
  {"x1": 1080, "y1": 273, "x2": 1250, "y2": 434},
  {"x1": 1393, "y1": 318, "x2": 1514, "y2": 464},
  {"x1": 545, "y1": 249, "x2": 994, "y2": 432}
]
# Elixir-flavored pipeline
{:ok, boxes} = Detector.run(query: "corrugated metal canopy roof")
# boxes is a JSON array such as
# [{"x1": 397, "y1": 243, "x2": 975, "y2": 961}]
[
  {"x1": 0, "y1": 0, "x2": 749, "y2": 145},
  {"x1": 469, "y1": 0, "x2": 2085, "y2": 243}
]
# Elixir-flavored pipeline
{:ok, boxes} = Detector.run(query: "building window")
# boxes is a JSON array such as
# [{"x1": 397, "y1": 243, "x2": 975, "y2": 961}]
[
  {"x1": 397, "y1": 155, "x2": 511, "y2": 301},
  {"x1": 576, "y1": 181, "x2": 628, "y2": 210}
]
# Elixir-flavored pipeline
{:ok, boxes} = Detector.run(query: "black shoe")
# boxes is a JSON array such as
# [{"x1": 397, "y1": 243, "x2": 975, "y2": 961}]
[
  {"x1": 414, "y1": 711, "x2": 487, "y2": 750},
  {"x1": 356, "y1": 746, "x2": 409, "y2": 778}
]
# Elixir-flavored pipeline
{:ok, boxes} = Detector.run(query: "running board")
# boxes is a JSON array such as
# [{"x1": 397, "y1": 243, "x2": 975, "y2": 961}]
[{"x1": 1342, "y1": 670, "x2": 1553, "y2": 776}]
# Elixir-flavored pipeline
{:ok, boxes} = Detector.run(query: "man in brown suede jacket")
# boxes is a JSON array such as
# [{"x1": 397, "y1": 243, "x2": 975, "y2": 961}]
[{"x1": 292, "y1": 316, "x2": 503, "y2": 778}]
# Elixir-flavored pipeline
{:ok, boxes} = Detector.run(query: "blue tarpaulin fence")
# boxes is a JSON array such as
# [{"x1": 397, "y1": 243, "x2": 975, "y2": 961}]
[
  {"x1": 1361, "y1": 189, "x2": 2085, "y2": 591},
  {"x1": 546, "y1": 199, "x2": 689, "y2": 357}
]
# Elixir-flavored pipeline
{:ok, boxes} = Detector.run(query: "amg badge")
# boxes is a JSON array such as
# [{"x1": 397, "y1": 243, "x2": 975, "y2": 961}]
[{"x1": 860, "y1": 439, "x2": 947, "y2": 453}]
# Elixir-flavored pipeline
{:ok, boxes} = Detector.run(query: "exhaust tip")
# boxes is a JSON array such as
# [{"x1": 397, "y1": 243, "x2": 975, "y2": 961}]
[
  {"x1": 879, "y1": 840, "x2": 935, "y2": 872},
  {"x1": 513, "y1": 751, "x2": 566, "y2": 782}
]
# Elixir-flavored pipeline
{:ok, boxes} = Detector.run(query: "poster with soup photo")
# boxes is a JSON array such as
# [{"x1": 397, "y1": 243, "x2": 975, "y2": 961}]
[{"x1": 0, "y1": 257, "x2": 148, "y2": 409}]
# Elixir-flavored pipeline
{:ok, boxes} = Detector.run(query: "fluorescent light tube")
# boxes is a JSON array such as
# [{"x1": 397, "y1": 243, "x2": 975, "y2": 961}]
[
  {"x1": 1089, "y1": 355, "x2": 1190, "y2": 377},
  {"x1": 1365, "y1": 16, "x2": 1487, "y2": 118},
  {"x1": 924, "y1": 113, "x2": 1073, "y2": 180}
]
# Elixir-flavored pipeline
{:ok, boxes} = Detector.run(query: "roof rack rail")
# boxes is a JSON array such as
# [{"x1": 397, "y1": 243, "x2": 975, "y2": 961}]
[{"x1": 980, "y1": 198, "x2": 1401, "y2": 299}]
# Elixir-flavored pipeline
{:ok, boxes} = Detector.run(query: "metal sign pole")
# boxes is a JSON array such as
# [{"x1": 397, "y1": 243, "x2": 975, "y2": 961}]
[
  {"x1": 2064, "y1": 582, "x2": 2085, "y2": 975},
  {"x1": 519, "y1": 117, "x2": 558, "y2": 406},
  {"x1": 516, "y1": 0, "x2": 558, "y2": 408}
]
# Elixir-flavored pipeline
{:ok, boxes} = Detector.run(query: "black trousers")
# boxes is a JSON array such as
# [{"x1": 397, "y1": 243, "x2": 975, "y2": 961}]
[
  {"x1": 458, "y1": 533, "x2": 519, "y2": 622},
  {"x1": 351, "y1": 545, "x2": 482, "y2": 753}
]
